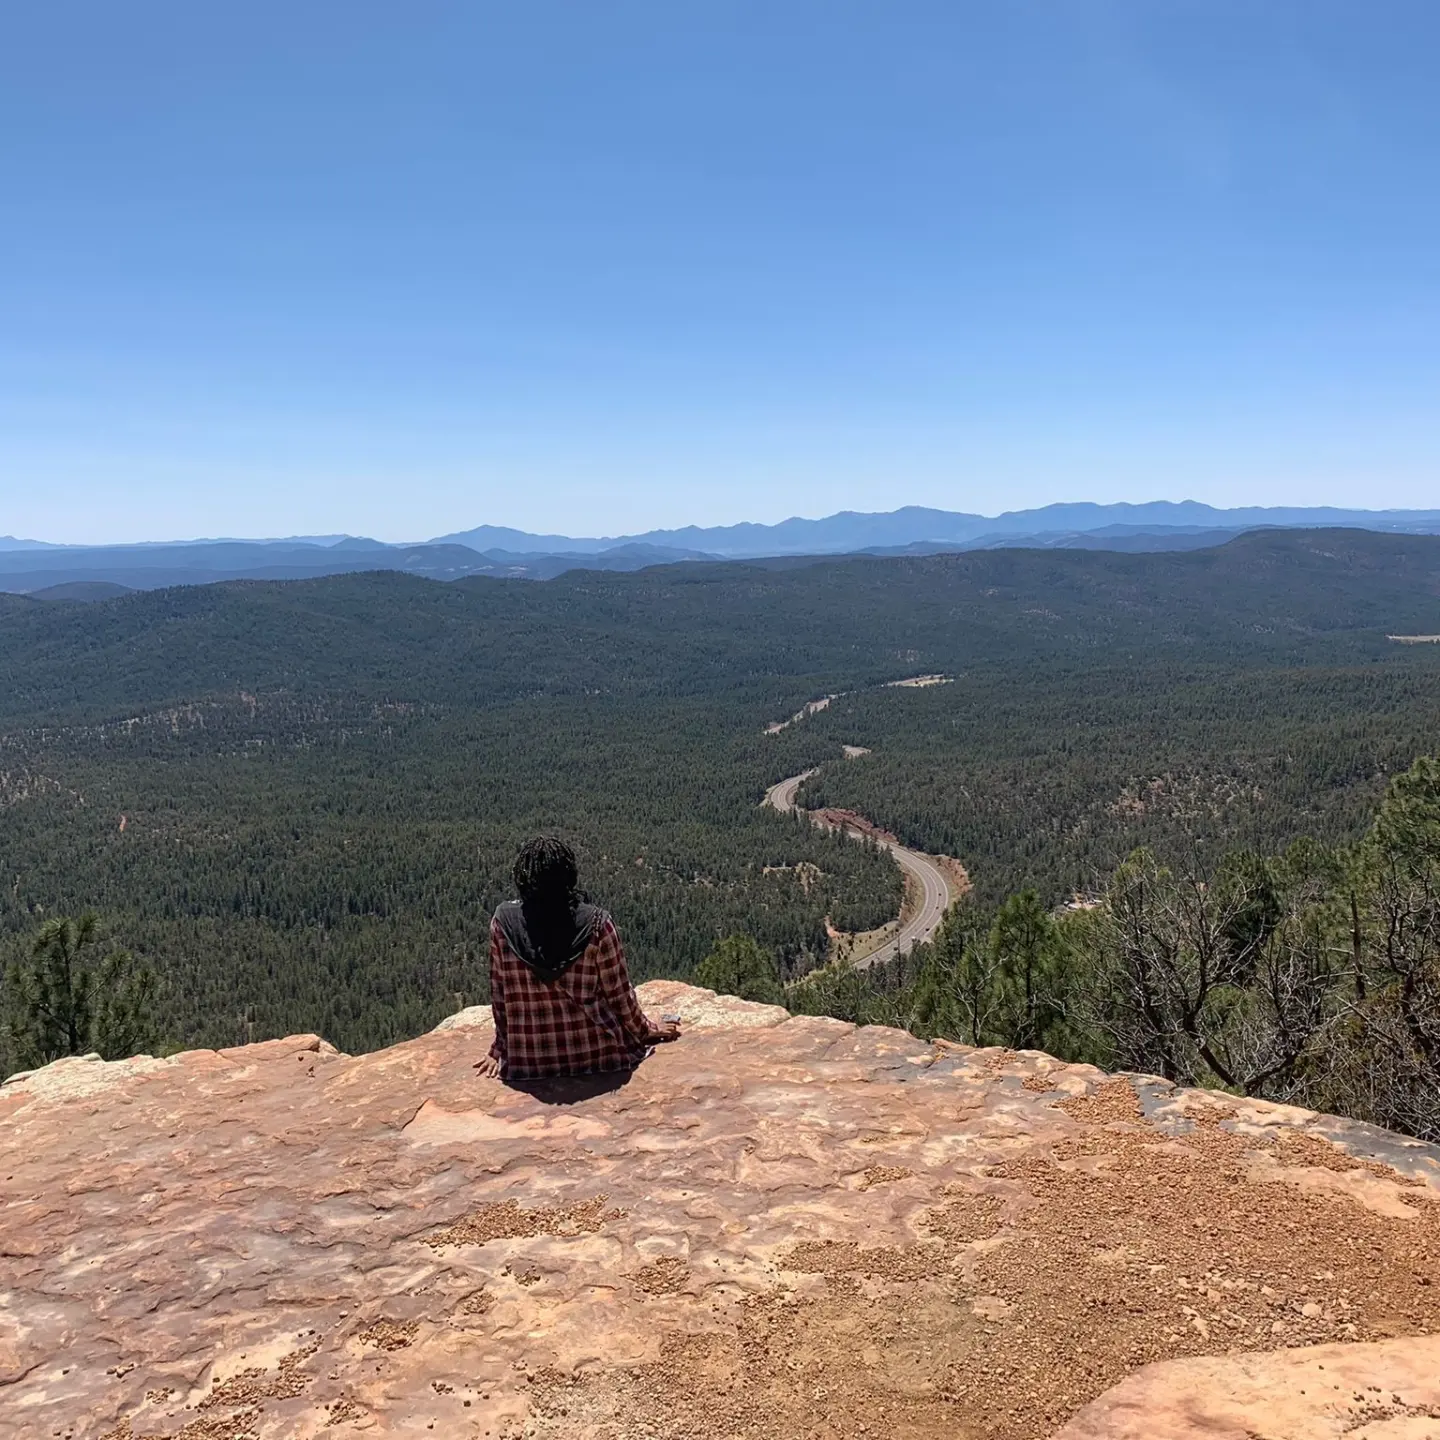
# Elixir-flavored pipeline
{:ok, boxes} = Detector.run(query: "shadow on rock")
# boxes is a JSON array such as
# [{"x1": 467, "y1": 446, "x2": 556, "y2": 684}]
[{"x1": 504, "y1": 1068, "x2": 637, "y2": 1105}]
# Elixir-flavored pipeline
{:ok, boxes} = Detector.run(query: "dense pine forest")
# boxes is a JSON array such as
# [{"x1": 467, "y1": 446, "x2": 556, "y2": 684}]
[{"x1": 2, "y1": 528, "x2": 1439, "y2": 1072}]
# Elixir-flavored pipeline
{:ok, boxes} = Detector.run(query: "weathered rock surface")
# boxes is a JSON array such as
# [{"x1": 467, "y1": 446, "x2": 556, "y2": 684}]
[
  {"x1": 2, "y1": 982, "x2": 1438, "y2": 1440},
  {"x1": 1054, "y1": 1337, "x2": 1440, "y2": 1439}
]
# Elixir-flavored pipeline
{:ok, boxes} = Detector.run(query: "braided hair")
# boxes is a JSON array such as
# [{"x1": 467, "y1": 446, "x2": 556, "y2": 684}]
[{"x1": 512, "y1": 836, "x2": 580, "y2": 911}]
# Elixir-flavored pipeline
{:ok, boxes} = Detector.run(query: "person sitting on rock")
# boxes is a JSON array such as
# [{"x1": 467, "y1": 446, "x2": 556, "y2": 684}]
[{"x1": 474, "y1": 836, "x2": 680, "y2": 1081}]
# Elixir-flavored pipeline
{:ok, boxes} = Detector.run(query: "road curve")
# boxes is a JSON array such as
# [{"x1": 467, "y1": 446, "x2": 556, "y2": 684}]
[{"x1": 763, "y1": 771, "x2": 953, "y2": 969}]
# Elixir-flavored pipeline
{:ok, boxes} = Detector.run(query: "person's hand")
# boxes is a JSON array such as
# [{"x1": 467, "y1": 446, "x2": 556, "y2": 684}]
[
  {"x1": 647, "y1": 1017, "x2": 681, "y2": 1043},
  {"x1": 472, "y1": 1054, "x2": 501, "y2": 1078}
]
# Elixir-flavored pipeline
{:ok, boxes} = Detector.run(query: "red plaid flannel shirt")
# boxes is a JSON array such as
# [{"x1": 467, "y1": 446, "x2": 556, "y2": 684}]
[{"x1": 487, "y1": 910, "x2": 654, "y2": 1080}]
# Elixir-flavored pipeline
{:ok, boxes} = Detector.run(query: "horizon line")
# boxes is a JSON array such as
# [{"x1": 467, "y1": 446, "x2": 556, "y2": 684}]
[{"x1": 10, "y1": 497, "x2": 1440, "y2": 552}]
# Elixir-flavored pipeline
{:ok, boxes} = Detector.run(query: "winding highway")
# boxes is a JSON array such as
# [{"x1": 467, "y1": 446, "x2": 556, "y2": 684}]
[{"x1": 763, "y1": 770, "x2": 954, "y2": 969}]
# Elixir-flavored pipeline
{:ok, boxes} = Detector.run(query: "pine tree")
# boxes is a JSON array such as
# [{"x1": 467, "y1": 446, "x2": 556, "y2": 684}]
[
  {"x1": 694, "y1": 934, "x2": 784, "y2": 1006},
  {"x1": 3, "y1": 915, "x2": 159, "y2": 1073}
]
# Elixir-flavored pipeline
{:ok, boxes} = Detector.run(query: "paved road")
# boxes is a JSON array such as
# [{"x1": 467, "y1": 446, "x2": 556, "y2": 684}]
[{"x1": 763, "y1": 771, "x2": 953, "y2": 969}]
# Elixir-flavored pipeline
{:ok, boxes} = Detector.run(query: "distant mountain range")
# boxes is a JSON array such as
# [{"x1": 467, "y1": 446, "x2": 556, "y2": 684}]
[
  {"x1": 5, "y1": 502, "x2": 1440, "y2": 596},
  {"x1": 432, "y1": 502, "x2": 1440, "y2": 557}
]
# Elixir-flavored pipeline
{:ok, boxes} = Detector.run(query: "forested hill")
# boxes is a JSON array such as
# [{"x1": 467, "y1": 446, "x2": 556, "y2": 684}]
[
  {"x1": 2, "y1": 528, "x2": 1439, "y2": 720},
  {"x1": 2, "y1": 528, "x2": 1439, "y2": 1059}
]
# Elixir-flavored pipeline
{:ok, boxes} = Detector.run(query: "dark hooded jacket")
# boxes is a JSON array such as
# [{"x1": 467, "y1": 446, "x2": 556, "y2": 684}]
[{"x1": 492, "y1": 897, "x2": 603, "y2": 984}]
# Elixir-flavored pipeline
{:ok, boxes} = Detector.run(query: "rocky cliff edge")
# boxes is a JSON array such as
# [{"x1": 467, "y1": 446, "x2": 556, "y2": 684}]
[{"x1": 2, "y1": 983, "x2": 1439, "y2": 1440}]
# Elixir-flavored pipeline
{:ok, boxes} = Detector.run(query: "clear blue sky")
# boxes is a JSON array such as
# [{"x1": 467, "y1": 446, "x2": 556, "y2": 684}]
[{"x1": 2, "y1": 1, "x2": 1437, "y2": 543}]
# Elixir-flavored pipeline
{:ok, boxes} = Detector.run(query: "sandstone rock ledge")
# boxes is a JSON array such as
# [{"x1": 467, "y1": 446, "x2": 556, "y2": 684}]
[{"x1": 3, "y1": 982, "x2": 1439, "y2": 1440}]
